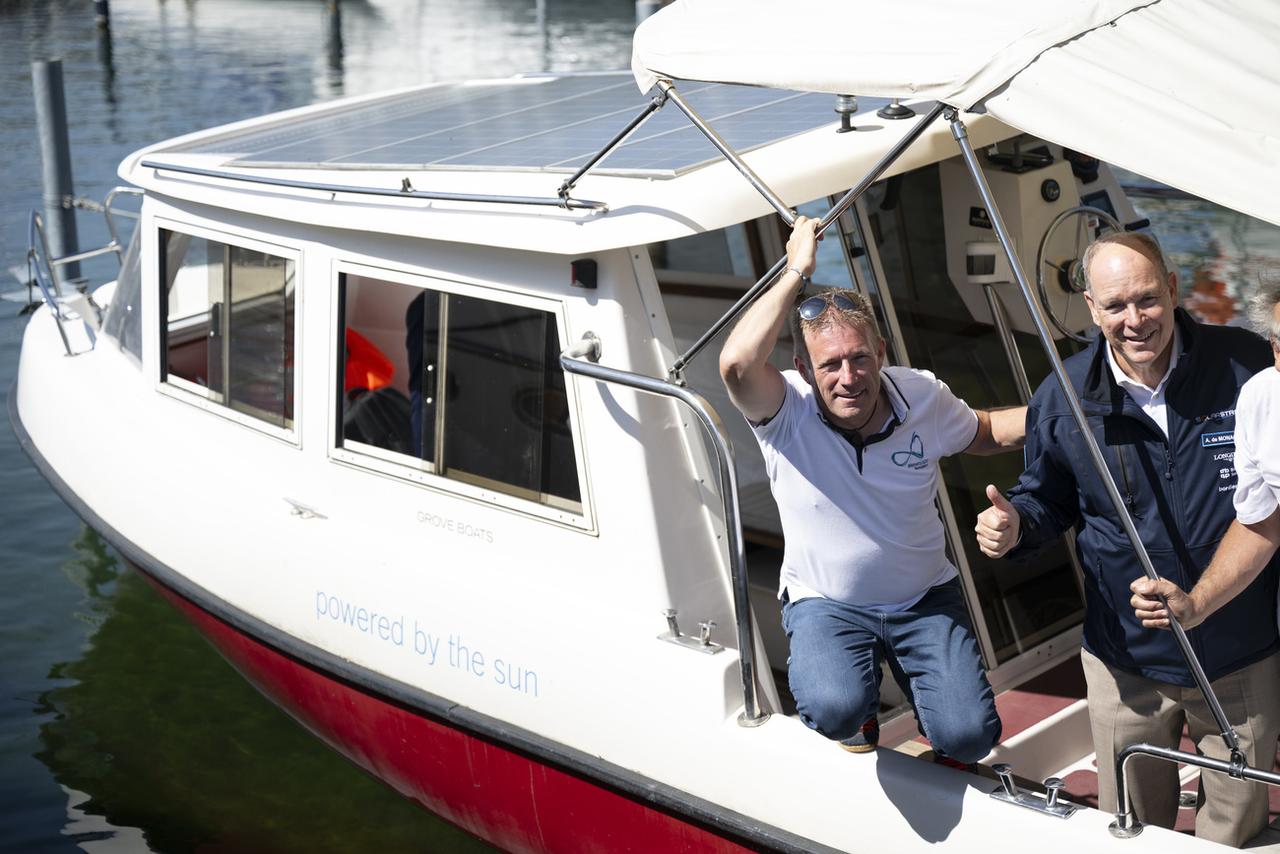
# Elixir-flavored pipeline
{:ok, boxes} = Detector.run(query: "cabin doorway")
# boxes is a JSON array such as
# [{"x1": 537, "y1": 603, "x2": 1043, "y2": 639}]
[
  {"x1": 847, "y1": 164, "x2": 1087, "y2": 694},
  {"x1": 645, "y1": 156, "x2": 1090, "y2": 729}
]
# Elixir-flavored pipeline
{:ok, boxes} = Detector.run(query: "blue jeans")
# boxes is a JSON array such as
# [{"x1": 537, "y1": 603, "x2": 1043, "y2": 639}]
[{"x1": 781, "y1": 578, "x2": 1001, "y2": 762}]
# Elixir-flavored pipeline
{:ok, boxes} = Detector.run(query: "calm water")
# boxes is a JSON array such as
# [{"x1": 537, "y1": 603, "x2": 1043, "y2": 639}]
[{"x1": 2, "y1": 3, "x2": 1280, "y2": 851}]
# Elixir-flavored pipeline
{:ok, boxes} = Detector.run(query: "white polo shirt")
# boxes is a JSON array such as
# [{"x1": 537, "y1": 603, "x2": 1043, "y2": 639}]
[
  {"x1": 752, "y1": 367, "x2": 979, "y2": 612},
  {"x1": 1107, "y1": 329, "x2": 1181, "y2": 437},
  {"x1": 1233, "y1": 367, "x2": 1280, "y2": 525}
]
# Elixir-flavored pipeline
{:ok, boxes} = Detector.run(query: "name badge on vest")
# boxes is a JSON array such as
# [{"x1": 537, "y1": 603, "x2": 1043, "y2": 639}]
[{"x1": 1201, "y1": 431, "x2": 1234, "y2": 448}]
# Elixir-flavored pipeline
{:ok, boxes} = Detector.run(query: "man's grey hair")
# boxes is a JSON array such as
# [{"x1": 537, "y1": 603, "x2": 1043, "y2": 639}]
[
  {"x1": 1246, "y1": 270, "x2": 1280, "y2": 343},
  {"x1": 788, "y1": 287, "x2": 881, "y2": 370},
  {"x1": 1081, "y1": 231, "x2": 1172, "y2": 292}
]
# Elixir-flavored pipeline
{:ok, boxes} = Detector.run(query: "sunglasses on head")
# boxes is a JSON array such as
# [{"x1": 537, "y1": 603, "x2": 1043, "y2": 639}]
[{"x1": 797, "y1": 292, "x2": 858, "y2": 321}]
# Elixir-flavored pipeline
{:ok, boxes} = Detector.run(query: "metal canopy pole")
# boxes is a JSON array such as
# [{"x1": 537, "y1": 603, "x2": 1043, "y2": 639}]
[
  {"x1": 668, "y1": 102, "x2": 945, "y2": 382},
  {"x1": 946, "y1": 110, "x2": 1242, "y2": 752},
  {"x1": 558, "y1": 91, "x2": 667, "y2": 203},
  {"x1": 657, "y1": 79, "x2": 798, "y2": 226},
  {"x1": 560, "y1": 337, "x2": 769, "y2": 727}
]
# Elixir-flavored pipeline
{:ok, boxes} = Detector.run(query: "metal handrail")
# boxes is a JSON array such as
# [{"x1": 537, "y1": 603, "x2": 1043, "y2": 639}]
[
  {"x1": 1111, "y1": 743, "x2": 1280, "y2": 837},
  {"x1": 48, "y1": 243, "x2": 122, "y2": 268},
  {"x1": 27, "y1": 210, "x2": 61, "y2": 299},
  {"x1": 560, "y1": 335, "x2": 769, "y2": 727},
  {"x1": 140, "y1": 160, "x2": 609, "y2": 212},
  {"x1": 27, "y1": 210, "x2": 73, "y2": 356},
  {"x1": 981, "y1": 285, "x2": 1033, "y2": 404},
  {"x1": 26, "y1": 187, "x2": 141, "y2": 357},
  {"x1": 102, "y1": 186, "x2": 143, "y2": 251}
]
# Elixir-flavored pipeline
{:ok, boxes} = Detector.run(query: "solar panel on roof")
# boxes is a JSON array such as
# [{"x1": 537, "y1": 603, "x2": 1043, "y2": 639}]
[{"x1": 167, "y1": 73, "x2": 868, "y2": 177}]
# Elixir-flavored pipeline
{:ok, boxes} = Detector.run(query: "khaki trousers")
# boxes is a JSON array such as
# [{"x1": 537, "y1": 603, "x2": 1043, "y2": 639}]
[{"x1": 1082, "y1": 648, "x2": 1280, "y2": 847}]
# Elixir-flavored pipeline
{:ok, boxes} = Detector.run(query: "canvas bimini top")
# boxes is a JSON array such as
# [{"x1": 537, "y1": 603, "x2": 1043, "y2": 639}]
[
  {"x1": 632, "y1": 0, "x2": 1280, "y2": 229},
  {"x1": 118, "y1": 71, "x2": 1012, "y2": 254}
]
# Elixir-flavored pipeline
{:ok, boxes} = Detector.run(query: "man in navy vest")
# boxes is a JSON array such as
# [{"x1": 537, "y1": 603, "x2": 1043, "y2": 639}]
[{"x1": 975, "y1": 232, "x2": 1280, "y2": 847}]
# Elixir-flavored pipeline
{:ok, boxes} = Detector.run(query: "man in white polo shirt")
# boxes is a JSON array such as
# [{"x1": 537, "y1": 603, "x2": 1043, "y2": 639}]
[
  {"x1": 1131, "y1": 277, "x2": 1280, "y2": 637},
  {"x1": 719, "y1": 216, "x2": 1026, "y2": 762}
]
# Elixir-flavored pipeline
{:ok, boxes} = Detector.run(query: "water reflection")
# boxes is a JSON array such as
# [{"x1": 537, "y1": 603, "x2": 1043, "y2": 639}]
[
  {"x1": 325, "y1": 0, "x2": 344, "y2": 97},
  {"x1": 1126, "y1": 187, "x2": 1280, "y2": 328},
  {"x1": 37, "y1": 527, "x2": 493, "y2": 853},
  {"x1": 95, "y1": 25, "x2": 117, "y2": 108}
]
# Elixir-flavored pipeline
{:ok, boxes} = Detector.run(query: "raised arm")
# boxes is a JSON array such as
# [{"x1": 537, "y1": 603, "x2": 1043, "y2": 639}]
[
  {"x1": 1130, "y1": 509, "x2": 1280, "y2": 630},
  {"x1": 964, "y1": 406, "x2": 1027, "y2": 456},
  {"x1": 719, "y1": 216, "x2": 818, "y2": 423}
]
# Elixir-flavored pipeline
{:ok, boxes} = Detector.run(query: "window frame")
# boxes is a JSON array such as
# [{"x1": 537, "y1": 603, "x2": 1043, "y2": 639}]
[
  {"x1": 154, "y1": 217, "x2": 302, "y2": 445},
  {"x1": 329, "y1": 260, "x2": 594, "y2": 532}
]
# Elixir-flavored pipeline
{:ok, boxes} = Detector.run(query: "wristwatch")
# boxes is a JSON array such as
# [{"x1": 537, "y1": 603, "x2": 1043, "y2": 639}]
[{"x1": 786, "y1": 265, "x2": 811, "y2": 285}]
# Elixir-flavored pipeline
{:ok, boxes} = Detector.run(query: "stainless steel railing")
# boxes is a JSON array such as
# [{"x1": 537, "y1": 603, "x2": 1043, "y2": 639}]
[
  {"x1": 560, "y1": 334, "x2": 769, "y2": 727},
  {"x1": 140, "y1": 160, "x2": 608, "y2": 212},
  {"x1": 1110, "y1": 743, "x2": 1280, "y2": 837},
  {"x1": 26, "y1": 186, "x2": 141, "y2": 356}
]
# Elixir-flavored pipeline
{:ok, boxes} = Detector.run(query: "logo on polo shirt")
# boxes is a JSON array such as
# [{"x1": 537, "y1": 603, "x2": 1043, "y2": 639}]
[
  {"x1": 1201, "y1": 431, "x2": 1234, "y2": 448},
  {"x1": 892, "y1": 432, "x2": 929, "y2": 470}
]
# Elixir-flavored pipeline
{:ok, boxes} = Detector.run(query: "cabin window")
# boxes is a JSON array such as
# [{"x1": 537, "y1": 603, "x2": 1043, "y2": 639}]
[
  {"x1": 159, "y1": 228, "x2": 295, "y2": 430},
  {"x1": 338, "y1": 272, "x2": 582, "y2": 514},
  {"x1": 647, "y1": 223, "x2": 768, "y2": 297},
  {"x1": 648, "y1": 224, "x2": 759, "y2": 283}
]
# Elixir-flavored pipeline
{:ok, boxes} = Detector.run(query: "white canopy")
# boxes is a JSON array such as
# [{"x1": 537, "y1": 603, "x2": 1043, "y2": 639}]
[{"x1": 633, "y1": 0, "x2": 1280, "y2": 227}]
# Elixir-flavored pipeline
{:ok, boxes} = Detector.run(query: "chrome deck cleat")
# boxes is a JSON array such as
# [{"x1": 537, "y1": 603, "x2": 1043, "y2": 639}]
[{"x1": 989, "y1": 763, "x2": 1079, "y2": 819}]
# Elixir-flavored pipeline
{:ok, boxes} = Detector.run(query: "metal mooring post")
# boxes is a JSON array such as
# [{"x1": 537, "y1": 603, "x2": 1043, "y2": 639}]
[
  {"x1": 32, "y1": 59, "x2": 81, "y2": 285},
  {"x1": 93, "y1": 0, "x2": 110, "y2": 28}
]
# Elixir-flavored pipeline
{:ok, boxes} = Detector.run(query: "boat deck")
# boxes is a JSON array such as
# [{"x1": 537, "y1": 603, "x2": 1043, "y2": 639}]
[{"x1": 908, "y1": 656, "x2": 1280, "y2": 844}]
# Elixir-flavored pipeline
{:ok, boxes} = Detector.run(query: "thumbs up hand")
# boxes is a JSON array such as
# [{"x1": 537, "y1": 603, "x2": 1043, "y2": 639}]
[{"x1": 975, "y1": 484, "x2": 1021, "y2": 558}]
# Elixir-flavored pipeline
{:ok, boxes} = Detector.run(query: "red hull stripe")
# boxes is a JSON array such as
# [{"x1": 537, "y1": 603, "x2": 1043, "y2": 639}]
[
  {"x1": 150, "y1": 578, "x2": 757, "y2": 853},
  {"x1": 10, "y1": 381, "x2": 831, "y2": 854}
]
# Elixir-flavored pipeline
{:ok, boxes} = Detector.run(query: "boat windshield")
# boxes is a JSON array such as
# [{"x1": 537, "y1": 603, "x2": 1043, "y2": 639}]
[{"x1": 101, "y1": 225, "x2": 143, "y2": 366}]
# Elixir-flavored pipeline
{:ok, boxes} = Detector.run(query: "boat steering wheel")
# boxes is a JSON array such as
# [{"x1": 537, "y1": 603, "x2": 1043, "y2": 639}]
[{"x1": 1034, "y1": 205, "x2": 1123, "y2": 343}]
